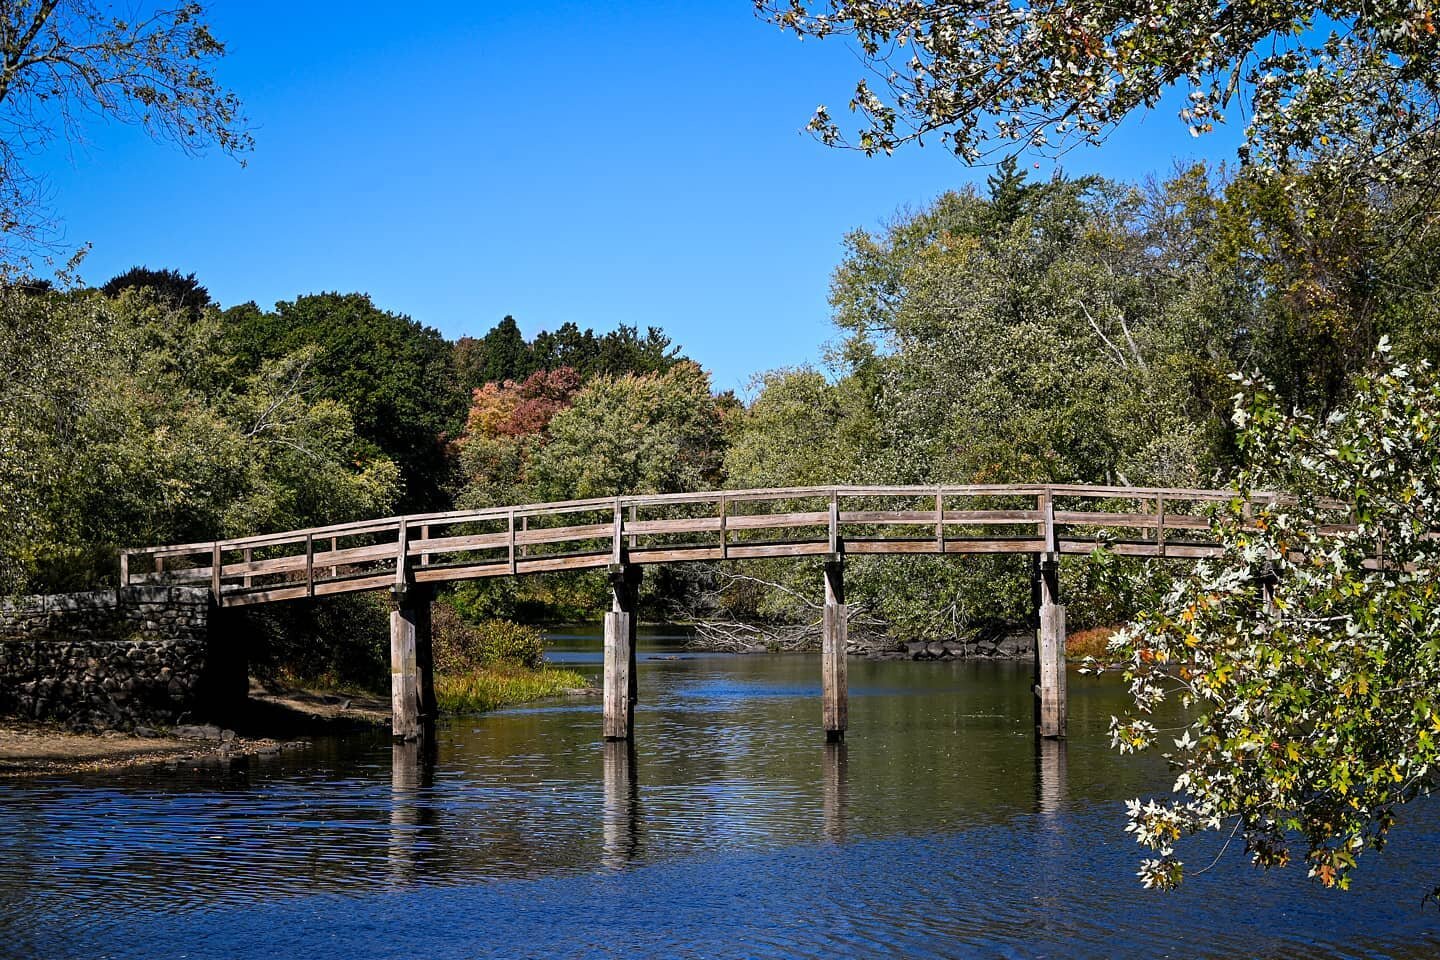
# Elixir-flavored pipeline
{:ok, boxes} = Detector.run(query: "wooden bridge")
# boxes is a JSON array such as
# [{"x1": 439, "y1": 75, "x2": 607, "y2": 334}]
[{"x1": 120, "y1": 484, "x2": 1259, "y2": 745}]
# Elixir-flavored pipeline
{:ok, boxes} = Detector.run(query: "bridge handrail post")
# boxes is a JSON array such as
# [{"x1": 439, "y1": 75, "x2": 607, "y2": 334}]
[
  {"x1": 211, "y1": 542, "x2": 221, "y2": 600},
  {"x1": 719, "y1": 494, "x2": 728, "y2": 560},
  {"x1": 935, "y1": 486, "x2": 944, "y2": 554},
  {"x1": 1156, "y1": 496, "x2": 1165, "y2": 556},
  {"x1": 394, "y1": 517, "x2": 410, "y2": 594},
  {"x1": 1041, "y1": 487, "x2": 1056, "y2": 554},
  {"x1": 828, "y1": 490, "x2": 839, "y2": 554},
  {"x1": 611, "y1": 499, "x2": 624, "y2": 564},
  {"x1": 508, "y1": 509, "x2": 517, "y2": 575},
  {"x1": 119, "y1": 551, "x2": 129, "y2": 590}
]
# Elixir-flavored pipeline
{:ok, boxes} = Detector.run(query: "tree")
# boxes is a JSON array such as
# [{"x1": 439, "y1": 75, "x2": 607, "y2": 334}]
[
  {"x1": 526, "y1": 362, "x2": 727, "y2": 500},
  {"x1": 757, "y1": 0, "x2": 1440, "y2": 185},
  {"x1": 455, "y1": 316, "x2": 532, "y2": 390},
  {"x1": 0, "y1": 286, "x2": 398, "y2": 593},
  {"x1": 102, "y1": 266, "x2": 212, "y2": 314},
  {"x1": 1106, "y1": 342, "x2": 1440, "y2": 893},
  {"x1": 0, "y1": 1, "x2": 249, "y2": 256},
  {"x1": 223, "y1": 292, "x2": 463, "y2": 512},
  {"x1": 456, "y1": 367, "x2": 582, "y2": 508}
]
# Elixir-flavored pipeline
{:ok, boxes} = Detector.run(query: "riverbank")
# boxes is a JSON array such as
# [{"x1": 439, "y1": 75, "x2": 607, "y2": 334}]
[
  {"x1": 0, "y1": 679, "x2": 388, "y2": 777},
  {"x1": 0, "y1": 666, "x2": 598, "y2": 776},
  {"x1": 436, "y1": 664, "x2": 592, "y2": 714}
]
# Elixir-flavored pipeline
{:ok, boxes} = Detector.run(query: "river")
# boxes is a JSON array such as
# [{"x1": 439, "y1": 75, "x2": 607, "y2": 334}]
[{"x1": 1, "y1": 625, "x2": 1437, "y2": 959}]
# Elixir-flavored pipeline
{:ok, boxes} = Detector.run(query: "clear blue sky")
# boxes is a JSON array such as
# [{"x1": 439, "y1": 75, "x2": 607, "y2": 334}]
[{"x1": 36, "y1": 1, "x2": 1239, "y2": 393}]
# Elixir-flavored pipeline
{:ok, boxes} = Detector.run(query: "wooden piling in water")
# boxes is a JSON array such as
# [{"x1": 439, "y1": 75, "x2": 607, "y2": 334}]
[
  {"x1": 1034, "y1": 555, "x2": 1066, "y2": 739},
  {"x1": 603, "y1": 609, "x2": 633, "y2": 740},
  {"x1": 603, "y1": 563, "x2": 642, "y2": 740},
  {"x1": 822, "y1": 557, "x2": 848, "y2": 742},
  {"x1": 390, "y1": 585, "x2": 429, "y2": 742}
]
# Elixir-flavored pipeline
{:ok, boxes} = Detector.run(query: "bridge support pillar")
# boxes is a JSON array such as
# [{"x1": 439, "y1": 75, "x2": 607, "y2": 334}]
[
  {"x1": 604, "y1": 564, "x2": 642, "y2": 740},
  {"x1": 822, "y1": 557, "x2": 848, "y2": 742},
  {"x1": 1034, "y1": 555, "x2": 1066, "y2": 739},
  {"x1": 390, "y1": 585, "x2": 433, "y2": 742}
]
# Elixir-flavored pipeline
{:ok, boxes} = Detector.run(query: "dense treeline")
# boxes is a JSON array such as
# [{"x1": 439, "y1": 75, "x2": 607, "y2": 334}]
[{"x1": 3, "y1": 158, "x2": 1435, "y2": 677}]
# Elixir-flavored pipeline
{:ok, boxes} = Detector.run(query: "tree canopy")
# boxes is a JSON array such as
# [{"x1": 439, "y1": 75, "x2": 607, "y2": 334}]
[
  {"x1": 0, "y1": 2, "x2": 248, "y2": 257},
  {"x1": 454, "y1": 317, "x2": 687, "y2": 392},
  {"x1": 758, "y1": 0, "x2": 1440, "y2": 188},
  {"x1": 1108, "y1": 344, "x2": 1440, "y2": 894},
  {"x1": 223, "y1": 292, "x2": 463, "y2": 512}
]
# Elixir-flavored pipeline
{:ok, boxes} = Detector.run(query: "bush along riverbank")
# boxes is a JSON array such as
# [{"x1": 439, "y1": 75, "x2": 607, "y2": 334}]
[{"x1": 432, "y1": 611, "x2": 591, "y2": 715}]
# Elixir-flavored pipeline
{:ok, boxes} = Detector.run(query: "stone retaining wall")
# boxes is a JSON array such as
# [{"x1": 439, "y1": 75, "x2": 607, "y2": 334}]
[
  {"x1": 857, "y1": 628, "x2": 1037, "y2": 661},
  {"x1": 0, "y1": 586, "x2": 237, "y2": 730}
]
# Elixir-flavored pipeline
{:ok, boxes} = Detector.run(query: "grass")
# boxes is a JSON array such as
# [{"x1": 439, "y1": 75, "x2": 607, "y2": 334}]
[
  {"x1": 435, "y1": 664, "x2": 591, "y2": 715},
  {"x1": 1066, "y1": 625, "x2": 1122, "y2": 662}
]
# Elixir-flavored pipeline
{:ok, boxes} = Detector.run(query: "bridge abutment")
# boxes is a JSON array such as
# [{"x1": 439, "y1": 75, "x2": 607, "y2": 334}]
[{"x1": 823, "y1": 556, "x2": 848, "y2": 743}]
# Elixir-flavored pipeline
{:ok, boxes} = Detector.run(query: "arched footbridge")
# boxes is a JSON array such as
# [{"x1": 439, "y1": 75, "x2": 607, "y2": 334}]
[{"x1": 121, "y1": 484, "x2": 1286, "y2": 745}]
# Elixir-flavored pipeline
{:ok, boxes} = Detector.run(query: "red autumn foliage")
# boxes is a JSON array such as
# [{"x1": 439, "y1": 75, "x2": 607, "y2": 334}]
[{"x1": 461, "y1": 367, "x2": 581, "y2": 443}]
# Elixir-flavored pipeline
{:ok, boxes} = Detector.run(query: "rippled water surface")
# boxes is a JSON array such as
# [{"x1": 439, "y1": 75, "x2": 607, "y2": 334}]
[{"x1": 2, "y1": 626, "x2": 1439, "y2": 959}]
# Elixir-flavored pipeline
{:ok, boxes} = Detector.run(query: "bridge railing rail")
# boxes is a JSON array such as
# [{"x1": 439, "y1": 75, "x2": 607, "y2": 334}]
[{"x1": 120, "y1": 484, "x2": 1329, "y2": 607}]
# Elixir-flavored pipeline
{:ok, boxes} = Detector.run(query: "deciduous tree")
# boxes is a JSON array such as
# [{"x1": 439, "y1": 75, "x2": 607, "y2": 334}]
[{"x1": 1106, "y1": 343, "x2": 1440, "y2": 894}]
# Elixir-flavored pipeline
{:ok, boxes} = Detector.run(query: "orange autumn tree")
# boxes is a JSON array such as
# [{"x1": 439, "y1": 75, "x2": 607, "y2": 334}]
[{"x1": 457, "y1": 367, "x2": 582, "y2": 506}]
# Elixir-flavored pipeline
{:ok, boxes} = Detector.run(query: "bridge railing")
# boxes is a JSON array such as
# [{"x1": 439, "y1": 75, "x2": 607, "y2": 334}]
[{"x1": 121, "y1": 484, "x2": 1335, "y2": 607}]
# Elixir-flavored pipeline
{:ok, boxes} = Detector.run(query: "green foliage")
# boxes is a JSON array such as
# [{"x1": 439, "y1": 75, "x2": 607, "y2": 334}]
[
  {"x1": 240, "y1": 593, "x2": 392, "y2": 692},
  {"x1": 101, "y1": 267, "x2": 212, "y2": 315},
  {"x1": 0, "y1": 285, "x2": 400, "y2": 593},
  {"x1": 526, "y1": 361, "x2": 727, "y2": 500},
  {"x1": 434, "y1": 664, "x2": 588, "y2": 715},
  {"x1": 454, "y1": 317, "x2": 686, "y2": 393},
  {"x1": 223, "y1": 292, "x2": 462, "y2": 511},
  {"x1": 433, "y1": 607, "x2": 546, "y2": 671},
  {"x1": 1106, "y1": 343, "x2": 1440, "y2": 893},
  {"x1": 760, "y1": 0, "x2": 1440, "y2": 192}
]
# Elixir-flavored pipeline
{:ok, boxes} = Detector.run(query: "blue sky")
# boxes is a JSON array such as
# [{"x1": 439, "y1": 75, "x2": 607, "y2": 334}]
[{"x1": 36, "y1": 1, "x2": 1239, "y2": 393}]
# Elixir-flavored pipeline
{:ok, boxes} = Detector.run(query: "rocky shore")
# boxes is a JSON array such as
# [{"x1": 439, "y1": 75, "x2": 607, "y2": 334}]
[{"x1": 854, "y1": 627, "x2": 1036, "y2": 662}]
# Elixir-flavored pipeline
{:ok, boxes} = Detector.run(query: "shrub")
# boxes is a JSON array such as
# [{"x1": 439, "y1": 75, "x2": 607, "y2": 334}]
[{"x1": 432, "y1": 604, "x2": 546, "y2": 671}]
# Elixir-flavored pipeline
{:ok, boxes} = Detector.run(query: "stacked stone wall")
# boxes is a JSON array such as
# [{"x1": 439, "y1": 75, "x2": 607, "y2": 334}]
[{"x1": 0, "y1": 586, "x2": 215, "y2": 729}]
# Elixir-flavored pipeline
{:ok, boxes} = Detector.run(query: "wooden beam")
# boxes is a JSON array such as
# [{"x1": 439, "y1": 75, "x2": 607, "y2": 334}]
[
  {"x1": 935, "y1": 489, "x2": 944, "y2": 553},
  {"x1": 719, "y1": 494, "x2": 728, "y2": 560},
  {"x1": 507, "y1": 509, "x2": 516, "y2": 576},
  {"x1": 828, "y1": 492, "x2": 839, "y2": 554},
  {"x1": 394, "y1": 519, "x2": 409, "y2": 589},
  {"x1": 603, "y1": 610, "x2": 633, "y2": 741},
  {"x1": 1035, "y1": 557, "x2": 1066, "y2": 740},
  {"x1": 390, "y1": 591, "x2": 423, "y2": 742},
  {"x1": 823, "y1": 559, "x2": 847, "y2": 743}
]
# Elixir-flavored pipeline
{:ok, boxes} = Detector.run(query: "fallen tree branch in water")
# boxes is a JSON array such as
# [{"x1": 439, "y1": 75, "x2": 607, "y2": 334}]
[{"x1": 684, "y1": 571, "x2": 889, "y2": 652}]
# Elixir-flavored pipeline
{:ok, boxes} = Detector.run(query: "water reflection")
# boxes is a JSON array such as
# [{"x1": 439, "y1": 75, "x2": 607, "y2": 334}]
[
  {"x1": 602, "y1": 739, "x2": 641, "y2": 869},
  {"x1": 821, "y1": 742, "x2": 848, "y2": 843},
  {"x1": 1, "y1": 628, "x2": 1439, "y2": 959},
  {"x1": 389, "y1": 738, "x2": 437, "y2": 884},
  {"x1": 1035, "y1": 737, "x2": 1068, "y2": 815}
]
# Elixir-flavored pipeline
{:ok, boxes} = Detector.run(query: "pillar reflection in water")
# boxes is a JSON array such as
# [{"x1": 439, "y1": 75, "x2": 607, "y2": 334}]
[
  {"x1": 601, "y1": 739, "x2": 641, "y2": 869},
  {"x1": 822, "y1": 741, "x2": 849, "y2": 843},
  {"x1": 389, "y1": 735, "x2": 437, "y2": 884},
  {"x1": 1034, "y1": 737, "x2": 1068, "y2": 816}
]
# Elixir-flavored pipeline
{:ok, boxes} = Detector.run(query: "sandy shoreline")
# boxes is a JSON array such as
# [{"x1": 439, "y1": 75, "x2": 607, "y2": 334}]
[{"x1": 0, "y1": 681, "x2": 390, "y2": 777}]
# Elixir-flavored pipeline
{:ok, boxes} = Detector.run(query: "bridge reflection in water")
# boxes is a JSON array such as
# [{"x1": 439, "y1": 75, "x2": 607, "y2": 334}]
[{"x1": 122, "y1": 484, "x2": 1314, "y2": 746}]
